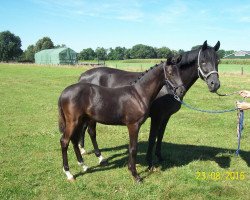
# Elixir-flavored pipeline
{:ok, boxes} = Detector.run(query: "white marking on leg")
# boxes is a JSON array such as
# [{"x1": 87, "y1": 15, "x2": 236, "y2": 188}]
[
  {"x1": 78, "y1": 145, "x2": 87, "y2": 155},
  {"x1": 63, "y1": 168, "x2": 74, "y2": 180},
  {"x1": 78, "y1": 162, "x2": 88, "y2": 172},
  {"x1": 98, "y1": 155, "x2": 106, "y2": 164}
]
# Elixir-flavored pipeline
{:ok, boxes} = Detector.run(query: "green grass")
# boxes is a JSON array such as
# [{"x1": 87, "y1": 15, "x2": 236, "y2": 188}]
[
  {"x1": 221, "y1": 59, "x2": 250, "y2": 65},
  {"x1": 0, "y1": 63, "x2": 249, "y2": 200}
]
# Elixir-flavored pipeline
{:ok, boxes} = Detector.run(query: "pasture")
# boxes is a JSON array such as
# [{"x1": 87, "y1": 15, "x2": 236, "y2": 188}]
[{"x1": 0, "y1": 62, "x2": 249, "y2": 200}]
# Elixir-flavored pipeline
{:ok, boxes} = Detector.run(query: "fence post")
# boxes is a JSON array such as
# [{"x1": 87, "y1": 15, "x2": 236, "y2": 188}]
[{"x1": 241, "y1": 67, "x2": 243, "y2": 75}]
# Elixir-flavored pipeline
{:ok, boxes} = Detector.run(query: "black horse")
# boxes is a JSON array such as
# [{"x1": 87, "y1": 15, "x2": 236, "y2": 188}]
[
  {"x1": 58, "y1": 57, "x2": 185, "y2": 182},
  {"x1": 78, "y1": 41, "x2": 221, "y2": 169}
]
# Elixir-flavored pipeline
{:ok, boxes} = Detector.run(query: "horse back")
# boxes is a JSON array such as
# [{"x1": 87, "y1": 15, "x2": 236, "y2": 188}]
[
  {"x1": 60, "y1": 82, "x2": 147, "y2": 125},
  {"x1": 79, "y1": 67, "x2": 140, "y2": 87}
]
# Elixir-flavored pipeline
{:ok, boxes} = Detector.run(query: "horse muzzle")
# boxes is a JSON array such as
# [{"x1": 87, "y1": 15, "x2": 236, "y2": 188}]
[
  {"x1": 174, "y1": 85, "x2": 186, "y2": 98},
  {"x1": 206, "y1": 74, "x2": 220, "y2": 93}
]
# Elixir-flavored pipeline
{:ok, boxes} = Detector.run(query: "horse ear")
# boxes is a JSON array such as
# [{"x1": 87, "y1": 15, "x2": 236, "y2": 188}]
[
  {"x1": 166, "y1": 55, "x2": 182, "y2": 65},
  {"x1": 214, "y1": 41, "x2": 220, "y2": 51},
  {"x1": 166, "y1": 56, "x2": 173, "y2": 65},
  {"x1": 176, "y1": 54, "x2": 182, "y2": 64},
  {"x1": 202, "y1": 40, "x2": 208, "y2": 51}
]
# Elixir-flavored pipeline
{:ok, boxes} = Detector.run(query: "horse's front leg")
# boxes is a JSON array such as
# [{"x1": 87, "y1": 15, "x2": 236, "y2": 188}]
[
  {"x1": 127, "y1": 123, "x2": 142, "y2": 183},
  {"x1": 146, "y1": 116, "x2": 169, "y2": 169},
  {"x1": 155, "y1": 117, "x2": 170, "y2": 162},
  {"x1": 88, "y1": 120, "x2": 107, "y2": 165},
  {"x1": 78, "y1": 123, "x2": 88, "y2": 155},
  {"x1": 71, "y1": 131, "x2": 88, "y2": 173}
]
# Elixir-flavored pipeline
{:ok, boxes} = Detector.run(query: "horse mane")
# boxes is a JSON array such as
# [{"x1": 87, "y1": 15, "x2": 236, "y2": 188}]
[
  {"x1": 179, "y1": 49, "x2": 199, "y2": 66},
  {"x1": 179, "y1": 45, "x2": 215, "y2": 68},
  {"x1": 130, "y1": 61, "x2": 164, "y2": 85}
]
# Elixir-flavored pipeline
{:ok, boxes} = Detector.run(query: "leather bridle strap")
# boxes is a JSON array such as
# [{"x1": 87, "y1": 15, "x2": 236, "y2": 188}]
[
  {"x1": 197, "y1": 49, "x2": 218, "y2": 80},
  {"x1": 163, "y1": 62, "x2": 184, "y2": 95}
]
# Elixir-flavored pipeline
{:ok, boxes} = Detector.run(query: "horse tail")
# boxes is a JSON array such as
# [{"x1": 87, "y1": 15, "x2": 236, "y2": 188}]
[{"x1": 58, "y1": 97, "x2": 66, "y2": 134}]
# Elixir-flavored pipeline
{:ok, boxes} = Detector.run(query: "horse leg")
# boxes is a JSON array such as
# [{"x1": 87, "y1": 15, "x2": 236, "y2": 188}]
[
  {"x1": 87, "y1": 121, "x2": 107, "y2": 165},
  {"x1": 71, "y1": 128, "x2": 88, "y2": 172},
  {"x1": 146, "y1": 116, "x2": 169, "y2": 169},
  {"x1": 155, "y1": 117, "x2": 170, "y2": 162},
  {"x1": 78, "y1": 123, "x2": 87, "y2": 155},
  {"x1": 146, "y1": 118, "x2": 158, "y2": 170},
  {"x1": 127, "y1": 123, "x2": 142, "y2": 183},
  {"x1": 60, "y1": 122, "x2": 77, "y2": 181}
]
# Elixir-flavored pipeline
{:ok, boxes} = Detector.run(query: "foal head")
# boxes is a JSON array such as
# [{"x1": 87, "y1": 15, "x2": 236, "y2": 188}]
[
  {"x1": 164, "y1": 55, "x2": 186, "y2": 98},
  {"x1": 197, "y1": 40, "x2": 220, "y2": 92}
]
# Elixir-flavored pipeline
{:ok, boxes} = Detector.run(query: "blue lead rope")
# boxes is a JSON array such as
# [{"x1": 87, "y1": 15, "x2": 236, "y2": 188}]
[
  {"x1": 173, "y1": 95, "x2": 245, "y2": 155},
  {"x1": 173, "y1": 96, "x2": 237, "y2": 114},
  {"x1": 236, "y1": 110, "x2": 244, "y2": 156}
]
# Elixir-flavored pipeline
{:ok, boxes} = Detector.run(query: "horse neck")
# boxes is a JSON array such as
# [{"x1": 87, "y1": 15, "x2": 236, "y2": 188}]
[
  {"x1": 180, "y1": 63, "x2": 198, "y2": 91},
  {"x1": 134, "y1": 64, "x2": 165, "y2": 106},
  {"x1": 180, "y1": 50, "x2": 199, "y2": 91}
]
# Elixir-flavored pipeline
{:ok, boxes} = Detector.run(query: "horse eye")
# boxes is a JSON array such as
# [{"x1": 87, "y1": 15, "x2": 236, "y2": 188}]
[{"x1": 168, "y1": 71, "x2": 173, "y2": 76}]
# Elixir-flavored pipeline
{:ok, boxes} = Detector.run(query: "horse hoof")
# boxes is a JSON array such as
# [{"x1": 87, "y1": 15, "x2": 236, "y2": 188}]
[
  {"x1": 99, "y1": 159, "x2": 108, "y2": 166},
  {"x1": 67, "y1": 177, "x2": 75, "y2": 182},
  {"x1": 80, "y1": 149, "x2": 87, "y2": 155},
  {"x1": 147, "y1": 166, "x2": 156, "y2": 172},
  {"x1": 83, "y1": 165, "x2": 88, "y2": 172},
  {"x1": 136, "y1": 177, "x2": 143, "y2": 183}
]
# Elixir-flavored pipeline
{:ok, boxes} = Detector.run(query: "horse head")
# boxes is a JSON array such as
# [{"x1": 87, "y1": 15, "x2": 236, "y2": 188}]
[
  {"x1": 197, "y1": 40, "x2": 221, "y2": 92},
  {"x1": 165, "y1": 55, "x2": 186, "y2": 98}
]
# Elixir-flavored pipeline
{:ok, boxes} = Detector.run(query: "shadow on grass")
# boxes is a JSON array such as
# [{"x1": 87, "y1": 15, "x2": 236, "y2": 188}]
[{"x1": 75, "y1": 142, "x2": 249, "y2": 179}]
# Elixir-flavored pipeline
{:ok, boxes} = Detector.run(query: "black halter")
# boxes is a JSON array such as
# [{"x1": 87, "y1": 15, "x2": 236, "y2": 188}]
[
  {"x1": 163, "y1": 62, "x2": 184, "y2": 96},
  {"x1": 197, "y1": 49, "x2": 219, "y2": 80}
]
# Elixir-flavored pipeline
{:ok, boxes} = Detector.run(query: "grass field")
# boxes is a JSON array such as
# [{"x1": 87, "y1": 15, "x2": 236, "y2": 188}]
[{"x1": 0, "y1": 63, "x2": 249, "y2": 200}]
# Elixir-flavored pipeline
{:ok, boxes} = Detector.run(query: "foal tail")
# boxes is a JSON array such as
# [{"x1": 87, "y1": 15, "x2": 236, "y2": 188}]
[{"x1": 58, "y1": 97, "x2": 66, "y2": 134}]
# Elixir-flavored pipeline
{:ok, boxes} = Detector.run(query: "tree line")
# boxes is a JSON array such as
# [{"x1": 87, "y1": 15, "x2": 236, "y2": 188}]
[
  {"x1": 0, "y1": 30, "x2": 235, "y2": 62},
  {"x1": 78, "y1": 45, "x2": 185, "y2": 61}
]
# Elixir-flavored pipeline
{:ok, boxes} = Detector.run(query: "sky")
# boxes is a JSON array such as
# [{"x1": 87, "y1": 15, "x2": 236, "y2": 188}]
[{"x1": 1, "y1": 0, "x2": 250, "y2": 52}]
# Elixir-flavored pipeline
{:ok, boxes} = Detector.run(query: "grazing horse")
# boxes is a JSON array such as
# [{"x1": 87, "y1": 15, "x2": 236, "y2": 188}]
[
  {"x1": 58, "y1": 57, "x2": 186, "y2": 182},
  {"x1": 78, "y1": 41, "x2": 221, "y2": 169}
]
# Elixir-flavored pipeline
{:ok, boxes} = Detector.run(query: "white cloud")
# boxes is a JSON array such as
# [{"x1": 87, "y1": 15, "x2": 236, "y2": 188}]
[
  {"x1": 29, "y1": 0, "x2": 145, "y2": 22},
  {"x1": 152, "y1": 1, "x2": 188, "y2": 24}
]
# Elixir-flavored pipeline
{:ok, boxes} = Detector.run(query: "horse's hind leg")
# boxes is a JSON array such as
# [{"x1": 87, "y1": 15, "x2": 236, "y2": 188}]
[
  {"x1": 71, "y1": 127, "x2": 88, "y2": 172},
  {"x1": 60, "y1": 122, "x2": 77, "y2": 181},
  {"x1": 88, "y1": 120, "x2": 107, "y2": 165}
]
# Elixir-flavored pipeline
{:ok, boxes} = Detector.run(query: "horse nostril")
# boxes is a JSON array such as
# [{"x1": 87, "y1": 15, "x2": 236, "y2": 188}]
[{"x1": 211, "y1": 81, "x2": 214, "y2": 85}]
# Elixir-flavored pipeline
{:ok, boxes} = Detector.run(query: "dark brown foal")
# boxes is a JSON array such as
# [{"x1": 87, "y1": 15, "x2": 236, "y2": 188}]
[{"x1": 58, "y1": 57, "x2": 185, "y2": 182}]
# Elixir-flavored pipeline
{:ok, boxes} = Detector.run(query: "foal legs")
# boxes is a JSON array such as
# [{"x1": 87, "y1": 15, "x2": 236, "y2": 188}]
[
  {"x1": 60, "y1": 122, "x2": 76, "y2": 181},
  {"x1": 71, "y1": 132, "x2": 88, "y2": 172},
  {"x1": 127, "y1": 123, "x2": 141, "y2": 182},
  {"x1": 78, "y1": 124, "x2": 87, "y2": 155},
  {"x1": 61, "y1": 121, "x2": 88, "y2": 181},
  {"x1": 87, "y1": 121, "x2": 107, "y2": 165}
]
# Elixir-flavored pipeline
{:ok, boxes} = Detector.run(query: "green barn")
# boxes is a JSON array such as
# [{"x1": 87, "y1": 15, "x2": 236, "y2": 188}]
[
  {"x1": 224, "y1": 50, "x2": 250, "y2": 59},
  {"x1": 35, "y1": 47, "x2": 77, "y2": 65}
]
